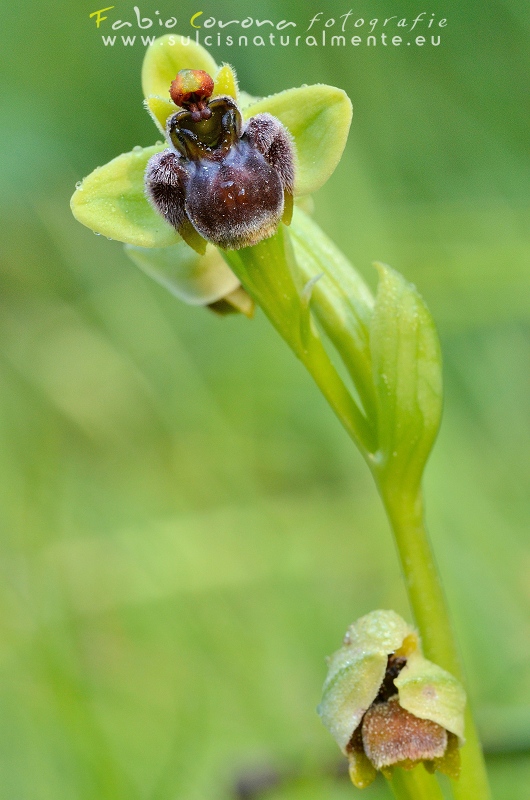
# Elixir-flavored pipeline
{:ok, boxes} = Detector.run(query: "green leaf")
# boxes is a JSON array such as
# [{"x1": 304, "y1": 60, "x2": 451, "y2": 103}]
[
  {"x1": 370, "y1": 263, "x2": 443, "y2": 496},
  {"x1": 141, "y1": 34, "x2": 218, "y2": 100},
  {"x1": 124, "y1": 241, "x2": 240, "y2": 305},
  {"x1": 70, "y1": 145, "x2": 180, "y2": 248},
  {"x1": 244, "y1": 85, "x2": 352, "y2": 196}
]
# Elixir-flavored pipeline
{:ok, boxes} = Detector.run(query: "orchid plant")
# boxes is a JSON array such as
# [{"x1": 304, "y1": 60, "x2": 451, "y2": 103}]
[{"x1": 71, "y1": 35, "x2": 492, "y2": 800}]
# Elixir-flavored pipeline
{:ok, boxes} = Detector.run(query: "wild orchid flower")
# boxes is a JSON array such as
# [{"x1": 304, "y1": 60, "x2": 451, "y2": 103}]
[{"x1": 71, "y1": 34, "x2": 351, "y2": 314}]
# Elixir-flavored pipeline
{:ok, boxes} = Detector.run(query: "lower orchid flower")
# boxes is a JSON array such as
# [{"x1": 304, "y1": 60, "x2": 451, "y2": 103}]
[{"x1": 318, "y1": 610, "x2": 466, "y2": 788}]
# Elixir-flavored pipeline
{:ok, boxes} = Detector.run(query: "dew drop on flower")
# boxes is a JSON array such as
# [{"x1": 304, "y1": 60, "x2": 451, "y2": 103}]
[
  {"x1": 133, "y1": 145, "x2": 143, "y2": 153},
  {"x1": 75, "y1": 181, "x2": 83, "y2": 189},
  {"x1": 93, "y1": 231, "x2": 101, "y2": 236}
]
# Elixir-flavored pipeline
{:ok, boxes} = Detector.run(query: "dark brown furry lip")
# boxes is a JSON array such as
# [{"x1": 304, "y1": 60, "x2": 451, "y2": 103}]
[{"x1": 145, "y1": 71, "x2": 295, "y2": 252}]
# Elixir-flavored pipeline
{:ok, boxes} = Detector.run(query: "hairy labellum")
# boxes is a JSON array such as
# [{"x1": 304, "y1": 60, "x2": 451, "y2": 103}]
[
  {"x1": 361, "y1": 697, "x2": 448, "y2": 769},
  {"x1": 145, "y1": 70, "x2": 295, "y2": 252}
]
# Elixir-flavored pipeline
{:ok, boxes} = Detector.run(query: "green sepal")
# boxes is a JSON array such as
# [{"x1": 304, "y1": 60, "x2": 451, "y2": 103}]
[
  {"x1": 144, "y1": 96, "x2": 175, "y2": 135},
  {"x1": 395, "y1": 652, "x2": 467, "y2": 743},
  {"x1": 70, "y1": 145, "x2": 180, "y2": 248},
  {"x1": 318, "y1": 611, "x2": 413, "y2": 752},
  {"x1": 141, "y1": 34, "x2": 218, "y2": 100},
  {"x1": 124, "y1": 241, "x2": 240, "y2": 305},
  {"x1": 244, "y1": 84, "x2": 352, "y2": 196},
  {"x1": 369, "y1": 263, "x2": 443, "y2": 495},
  {"x1": 319, "y1": 652, "x2": 387, "y2": 754}
]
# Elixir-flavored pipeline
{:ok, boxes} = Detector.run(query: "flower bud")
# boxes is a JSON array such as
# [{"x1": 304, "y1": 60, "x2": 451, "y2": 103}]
[{"x1": 317, "y1": 610, "x2": 466, "y2": 787}]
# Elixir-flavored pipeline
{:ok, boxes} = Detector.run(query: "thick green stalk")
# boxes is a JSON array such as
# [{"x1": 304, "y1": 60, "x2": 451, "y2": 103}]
[
  {"x1": 222, "y1": 227, "x2": 376, "y2": 455},
  {"x1": 223, "y1": 223, "x2": 491, "y2": 800},
  {"x1": 381, "y1": 487, "x2": 491, "y2": 800},
  {"x1": 381, "y1": 488, "x2": 458, "y2": 674},
  {"x1": 387, "y1": 766, "x2": 446, "y2": 800},
  {"x1": 289, "y1": 210, "x2": 376, "y2": 421}
]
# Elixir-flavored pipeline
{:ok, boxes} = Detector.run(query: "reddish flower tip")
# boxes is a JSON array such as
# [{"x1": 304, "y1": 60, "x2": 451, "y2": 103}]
[{"x1": 169, "y1": 69, "x2": 214, "y2": 121}]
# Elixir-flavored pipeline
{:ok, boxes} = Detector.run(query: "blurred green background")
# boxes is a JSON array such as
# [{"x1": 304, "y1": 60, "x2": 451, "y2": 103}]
[{"x1": 1, "y1": 0, "x2": 529, "y2": 798}]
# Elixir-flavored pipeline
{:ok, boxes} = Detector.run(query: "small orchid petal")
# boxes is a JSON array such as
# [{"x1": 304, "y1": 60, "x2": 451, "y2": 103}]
[
  {"x1": 213, "y1": 64, "x2": 238, "y2": 101},
  {"x1": 395, "y1": 652, "x2": 467, "y2": 743}
]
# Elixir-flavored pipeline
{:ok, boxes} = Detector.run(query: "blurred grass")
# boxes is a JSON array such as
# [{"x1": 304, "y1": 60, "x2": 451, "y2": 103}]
[{"x1": 0, "y1": 0, "x2": 529, "y2": 798}]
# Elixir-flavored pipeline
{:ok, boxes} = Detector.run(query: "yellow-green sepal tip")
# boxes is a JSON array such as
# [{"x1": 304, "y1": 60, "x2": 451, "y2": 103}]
[
  {"x1": 70, "y1": 145, "x2": 180, "y2": 248},
  {"x1": 318, "y1": 611, "x2": 413, "y2": 752},
  {"x1": 124, "y1": 241, "x2": 241, "y2": 305},
  {"x1": 141, "y1": 34, "x2": 218, "y2": 100},
  {"x1": 245, "y1": 84, "x2": 352, "y2": 197}
]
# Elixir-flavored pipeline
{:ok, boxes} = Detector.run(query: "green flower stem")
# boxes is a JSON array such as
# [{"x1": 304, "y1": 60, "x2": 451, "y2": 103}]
[
  {"x1": 289, "y1": 209, "x2": 377, "y2": 422},
  {"x1": 381, "y1": 489, "x2": 457, "y2": 673},
  {"x1": 223, "y1": 222, "x2": 491, "y2": 800},
  {"x1": 454, "y1": 714, "x2": 492, "y2": 800},
  {"x1": 380, "y1": 488, "x2": 491, "y2": 800},
  {"x1": 387, "y1": 766, "x2": 446, "y2": 800},
  {"x1": 222, "y1": 227, "x2": 376, "y2": 455}
]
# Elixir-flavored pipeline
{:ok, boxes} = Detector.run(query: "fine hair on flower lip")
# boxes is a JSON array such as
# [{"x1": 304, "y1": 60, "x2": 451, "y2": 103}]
[{"x1": 145, "y1": 79, "x2": 296, "y2": 252}]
